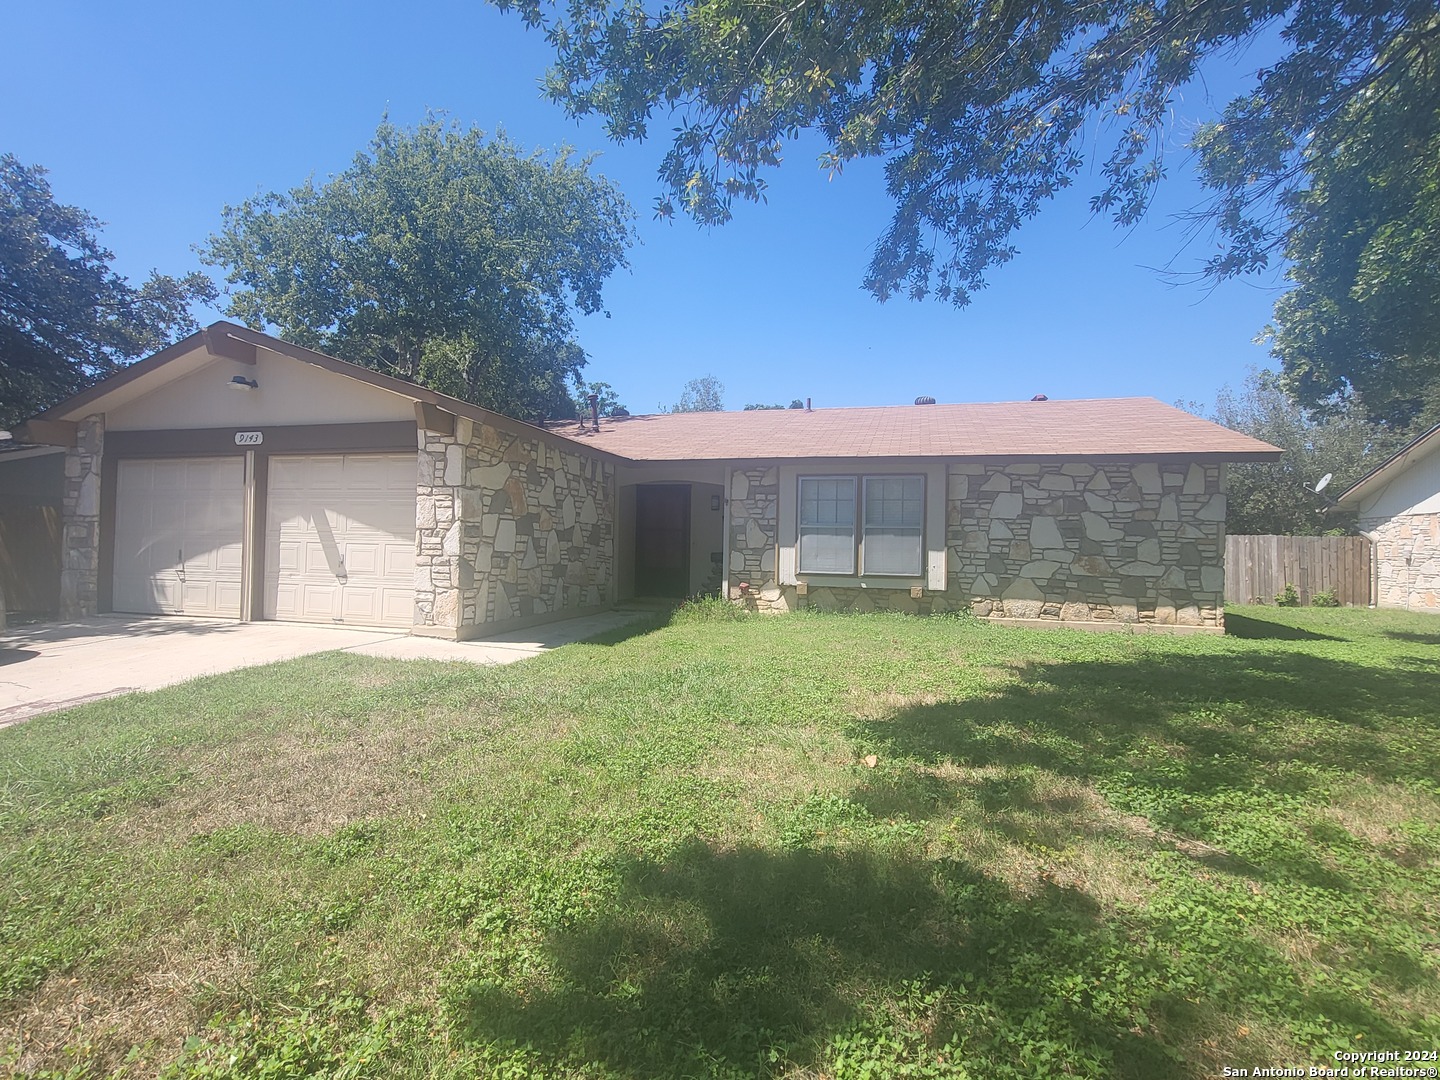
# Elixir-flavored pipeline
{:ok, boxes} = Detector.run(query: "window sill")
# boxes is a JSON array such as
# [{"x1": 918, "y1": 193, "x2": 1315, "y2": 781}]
[{"x1": 797, "y1": 575, "x2": 925, "y2": 590}]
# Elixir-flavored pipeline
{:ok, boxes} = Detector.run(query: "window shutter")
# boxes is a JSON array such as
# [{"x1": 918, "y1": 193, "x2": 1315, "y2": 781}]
[{"x1": 778, "y1": 536, "x2": 797, "y2": 585}]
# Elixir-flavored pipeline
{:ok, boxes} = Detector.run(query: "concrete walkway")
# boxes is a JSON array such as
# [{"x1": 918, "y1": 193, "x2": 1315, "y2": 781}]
[{"x1": 0, "y1": 609, "x2": 657, "y2": 727}]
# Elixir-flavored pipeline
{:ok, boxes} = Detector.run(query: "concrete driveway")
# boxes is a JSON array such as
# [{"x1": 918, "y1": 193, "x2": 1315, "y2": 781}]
[{"x1": 0, "y1": 609, "x2": 655, "y2": 727}]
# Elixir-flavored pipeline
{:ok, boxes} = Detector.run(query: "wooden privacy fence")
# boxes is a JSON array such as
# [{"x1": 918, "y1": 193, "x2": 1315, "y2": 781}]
[{"x1": 1224, "y1": 534, "x2": 1371, "y2": 606}]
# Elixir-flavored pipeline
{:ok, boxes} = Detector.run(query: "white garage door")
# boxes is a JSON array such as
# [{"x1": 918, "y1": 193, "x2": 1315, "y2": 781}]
[
  {"x1": 112, "y1": 457, "x2": 245, "y2": 617},
  {"x1": 264, "y1": 453, "x2": 416, "y2": 628}
]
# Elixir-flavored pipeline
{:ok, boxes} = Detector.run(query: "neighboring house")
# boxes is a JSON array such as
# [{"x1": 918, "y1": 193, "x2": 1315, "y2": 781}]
[
  {"x1": 1335, "y1": 422, "x2": 1440, "y2": 611},
  {"x1": 0, "y1": 439, "x2": 65, "y2": 620},
  {"x1": 16, "y1": 321, "x2": 1279, "y2": 637}
]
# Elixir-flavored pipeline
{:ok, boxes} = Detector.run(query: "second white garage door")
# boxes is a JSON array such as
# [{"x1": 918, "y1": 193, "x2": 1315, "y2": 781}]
[{"x1": 264, "y1": 453, "x2": 416, "y2": 628}]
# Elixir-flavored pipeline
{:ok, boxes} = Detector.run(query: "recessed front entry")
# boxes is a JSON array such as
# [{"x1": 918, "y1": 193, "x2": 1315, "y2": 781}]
[
  {"x1": 634, "y1": 484, "x2": 691, "y2": 598},
  {"x1": 111, "y1": 457, "x2": 245, "y2": 617},
  {"x1": 264, "y1": 453, "x2": 416, "y2": 627}
]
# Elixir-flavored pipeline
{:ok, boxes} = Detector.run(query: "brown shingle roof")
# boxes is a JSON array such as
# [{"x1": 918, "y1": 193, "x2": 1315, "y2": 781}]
[{"x1": 548, "y1": 398, "x2": 1281, "y2": 462}]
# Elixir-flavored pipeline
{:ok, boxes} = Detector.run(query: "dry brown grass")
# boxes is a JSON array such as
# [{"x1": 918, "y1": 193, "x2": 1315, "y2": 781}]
[
  {"x1": 119, "y1": 720, "x2": 473, "y2": 842},
  {"x1": 923, "y1": 764, "x2": 1161, "y2": 907},
  {"x1": 0, "y1": 938, "x2": 255, "y2": 1076},
  {"x1": 1322, "y1": 782, "x2": 1440, "y2": 854}
]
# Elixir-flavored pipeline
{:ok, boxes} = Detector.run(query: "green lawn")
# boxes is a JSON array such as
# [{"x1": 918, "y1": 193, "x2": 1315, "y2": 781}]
[{"x1": 2, "y1": 604, "x2": 1438, "y2": 1078}]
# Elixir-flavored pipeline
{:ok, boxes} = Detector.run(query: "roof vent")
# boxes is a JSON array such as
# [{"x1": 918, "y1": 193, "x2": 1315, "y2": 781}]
[
  {"x1": 914, "y1": 395, "x2": 936, "y2": 405},
  {"x1": 1031, "y1": 394, "x2": 1049, "y2": 401}
]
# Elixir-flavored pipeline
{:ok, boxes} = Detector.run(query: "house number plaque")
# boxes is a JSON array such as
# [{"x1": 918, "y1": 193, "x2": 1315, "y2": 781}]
[{"x1": 234, "y1": 431, "x2": 263, "y2": 446}]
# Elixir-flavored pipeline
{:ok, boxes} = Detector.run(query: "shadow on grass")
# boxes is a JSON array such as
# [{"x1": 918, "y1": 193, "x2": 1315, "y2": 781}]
[
  {"x1": 836, "y1": 645, "x2": 1440, "y2": 980},
  {"x1": 1223, "y1": 613, "x2": 1340, "y2": 641},
  {"x1": 579, "y1": 614, "x2": 673, "y2": 647},
  {"x1": 450, "y1": 643, "x2": 1431, "y2": 1076},
  {"x1": 855, "y1": 649, "x2": 1439, "y2": 792},
  {"x1": 1384, "y1": 629, "x2": 1440, "y2": 646},
  {"x1": 453, "y1": 843, "x2": 1196, "y2": 1078}
]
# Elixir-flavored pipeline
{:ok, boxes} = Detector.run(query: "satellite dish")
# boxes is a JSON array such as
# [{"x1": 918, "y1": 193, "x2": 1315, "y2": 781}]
[{"x1": 1314, "y1": 473, "x2": 1333, "y2": 493}]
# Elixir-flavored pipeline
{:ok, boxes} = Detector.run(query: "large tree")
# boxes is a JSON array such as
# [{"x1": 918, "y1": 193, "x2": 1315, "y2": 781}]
[
  {"x1": 1259, "y1": 36, "x2": 1440, "y2": 428},
  {"x1": 671, "y1": 374, "x2": 725, "y2": 412},
  {"x1": 203, "y1": 116, "x2": 635, "y2": 421},
  {"x1": 0, "y1": 154, "x2": 215, "y2": 428},
  {"x1": 498, "y1": 0, "x2": 1436, "y2": 305},
  {"x1": 1208, "y1": 370, "x2": 1402, "y2": 535}
]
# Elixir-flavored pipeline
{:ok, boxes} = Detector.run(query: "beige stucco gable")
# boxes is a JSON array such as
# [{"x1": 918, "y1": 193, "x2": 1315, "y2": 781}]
[
  {"x1": 105, "y1": 349, "x2": 417, "y2": 431},
  {"x1": 1352, "y1": 438, "x2": 1440, "y2": 520}
]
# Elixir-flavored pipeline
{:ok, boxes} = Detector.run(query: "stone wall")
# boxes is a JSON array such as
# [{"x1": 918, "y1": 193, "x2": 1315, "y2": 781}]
[
  {"x1": 416, "y1": 417, "x2": 615, "y2": 636},
  {"x1": 947, "y1": 460, "x2": 1225, "y2": 628},
  {"x1": 724, "y1": 458, "x2": 1228, "y2": 631},
  {"x1": 1363, "y1": 512, "x2": 1440, "y2": 611},
  {"x1": 416, "y1": 427, "x2": 462, "y2": 631},
  {"x1": 59, "y1": 415, "x2": 104, "y2": 619},
  {"x1": 726, "y1": 466, "x2": 786, "y2": 612}
]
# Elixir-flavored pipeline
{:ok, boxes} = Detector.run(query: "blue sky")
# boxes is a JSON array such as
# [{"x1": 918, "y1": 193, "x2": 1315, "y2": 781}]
[{"x1": 3, "y1": 0, "x2": 1290, "y2": 414}]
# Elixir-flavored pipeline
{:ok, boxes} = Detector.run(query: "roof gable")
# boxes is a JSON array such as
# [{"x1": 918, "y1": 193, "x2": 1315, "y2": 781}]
[
  {"x1": 104, "y1": 348, "x2": 416, "y2": 430},
  {"x1": 1336, "y1": 422, "x2": 1440, "y2": 511},
  {"x1": 24, "y1": 321, "x2": 607, "y2": 456}
]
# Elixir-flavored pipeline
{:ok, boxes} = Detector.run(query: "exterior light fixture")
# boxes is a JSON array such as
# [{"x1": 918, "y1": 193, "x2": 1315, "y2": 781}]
[{"x1": 229, "y1": 376, "x2": 259, "y2": 391}]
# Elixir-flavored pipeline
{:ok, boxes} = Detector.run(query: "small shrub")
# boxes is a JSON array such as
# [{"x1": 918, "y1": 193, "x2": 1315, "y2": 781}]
[
  {"x1": 1310, "y1": 589, "x2": 1340, "y2": 607},
  {"x1": 1274, "y1": 583, "x2": 1301, "y2": 607}
]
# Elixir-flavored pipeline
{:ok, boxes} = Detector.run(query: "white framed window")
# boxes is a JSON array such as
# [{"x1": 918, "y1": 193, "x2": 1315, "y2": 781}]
[
  {"x1": 795, "y1": 474, "x2": 925, "y2": 577},
  {"x1": 862, "y1": 475, "x2": 924, "y2": 575},
  {"x1": 798, "y1": 476, "x2": 857, "y2": 573}
]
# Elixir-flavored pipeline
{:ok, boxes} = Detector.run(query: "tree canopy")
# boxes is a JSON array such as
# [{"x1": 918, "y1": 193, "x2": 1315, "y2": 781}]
[
  {"x1": 499, "y1": 0, "x2": 1436, "y2": 306},
  {"x1": 573, "y1": 379, "x2": 629, "y2": 418},
  {"x1": 0, "y1": 154, "x2": 215, "y2": 428},
  {"x1": 671, "y1": 374, "x2": 725, "y2": 412},
  {"x1": 203, "y1": 116, "x2": 635, "y2": 422},
  {"x1": 1207, "y1": 370, "x2": 1403, "y2": 535},
  {"x1": 1261, "y1": 35, "x2": 1440, "y2": 428}
]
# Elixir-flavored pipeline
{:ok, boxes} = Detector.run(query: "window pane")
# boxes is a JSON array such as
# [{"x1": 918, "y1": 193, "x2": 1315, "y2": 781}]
[
  {"x1": 861, "y1": 476, "x2": 923, "y2": 575},
  {"x1": 799, "y1": 527, "x2": 856, "y2": 573},
  {"x1": 862, "y1": 528, "x2": 923, "y2": 575},
  {"x1": 798, "y1": 477, "x2": 857, "y2": 573},
  {"x1": 800, "y1": 477, "x2": 855, "y2": 527},
  {"x1": 864, "y1": 476, "x2": 923, "y2": 527}
]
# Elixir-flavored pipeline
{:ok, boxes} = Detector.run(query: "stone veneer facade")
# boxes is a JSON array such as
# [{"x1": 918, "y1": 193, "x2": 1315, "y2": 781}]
[
  {"x1": 52, "y1": 410, "x2": 612, "y2": 635},
  {"x1": 416, "y1": 416, "x2": 615, "y2": 637},
  {"x1": 59, "y1": 415, "x2": 104, "y2": 620},
  {"x1": 1361, "y1": 512, "x2": 1440, "y2": 611},
  {"x1": 727, "y1": 459, "x2": 1228, "y2": 630},
  {"x1": 726, "y1": 466, "x2": 780, "y2": 609}
]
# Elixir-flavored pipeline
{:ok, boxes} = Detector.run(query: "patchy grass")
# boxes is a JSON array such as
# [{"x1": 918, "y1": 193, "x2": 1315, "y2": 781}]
[{"x1": 1, "y1": 604, "x2": 1438, "y2": 1078}]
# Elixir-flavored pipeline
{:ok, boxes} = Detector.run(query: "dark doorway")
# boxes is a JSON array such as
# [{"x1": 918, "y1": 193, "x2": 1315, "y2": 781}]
[{"x1": 634, "y1": 484, "x2": 691, "y2": 598}]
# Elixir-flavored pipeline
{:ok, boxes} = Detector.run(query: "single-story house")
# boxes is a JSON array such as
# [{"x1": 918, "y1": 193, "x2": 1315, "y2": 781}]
[
  {"x1": 1335, "y1": 421, "x2": 1440, "y2": 611},
  {"x1": 15, "y1": 321, "x2": 1280, "y2": 636}
]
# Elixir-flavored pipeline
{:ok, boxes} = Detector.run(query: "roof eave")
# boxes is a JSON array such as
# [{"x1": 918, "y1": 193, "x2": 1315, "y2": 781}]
[
  {"x1": 597, "y1": 448, "x2": 1285, "y2": 465},
  {"x1": 1334, "y1": 422, "x2": 1440, "y2": 509},
  {"x1": 27, "y1": 321, "x2": 628, "y2": 467}
]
